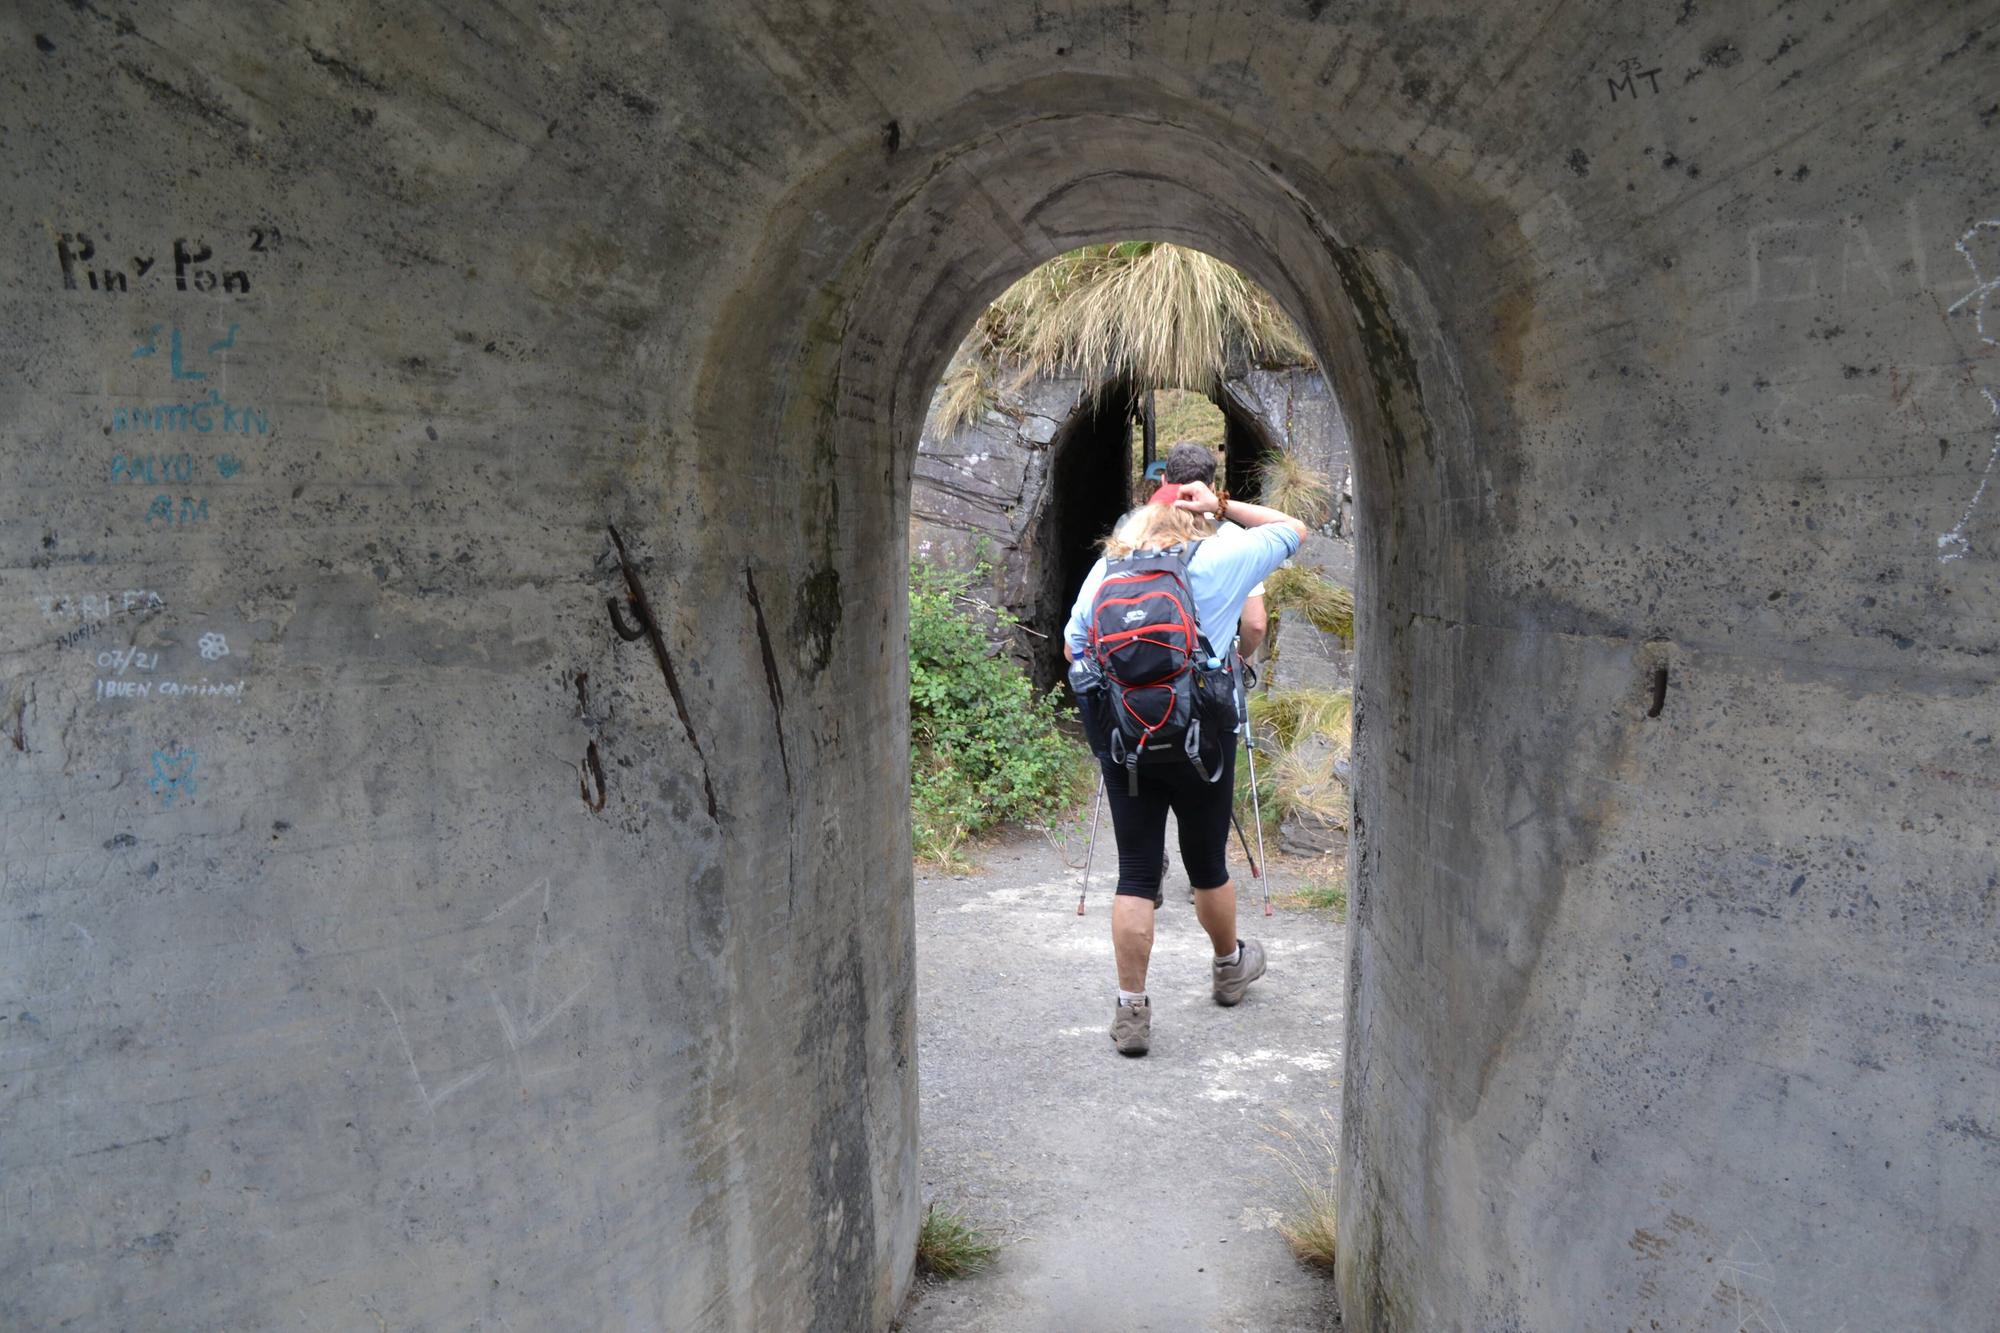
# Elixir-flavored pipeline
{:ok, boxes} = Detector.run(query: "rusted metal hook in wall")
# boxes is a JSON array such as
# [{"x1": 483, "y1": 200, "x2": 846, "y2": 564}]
[{"x1": 607, "y1": 598, "x2": 646, "y2": 642}]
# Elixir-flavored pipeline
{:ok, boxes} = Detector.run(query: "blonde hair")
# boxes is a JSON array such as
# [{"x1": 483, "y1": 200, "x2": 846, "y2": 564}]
[{"x1": 1102, "y1": 503, "x2": 1215, "y2": 559}]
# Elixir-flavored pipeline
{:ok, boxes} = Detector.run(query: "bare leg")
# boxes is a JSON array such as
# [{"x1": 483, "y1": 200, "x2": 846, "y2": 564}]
[
  {"x1": 1111, "y1": 895, "x2": 1157, "y2": 992},
  {"x1": 1191, "y1": 878, "x2": 1238, "y2": 956}
]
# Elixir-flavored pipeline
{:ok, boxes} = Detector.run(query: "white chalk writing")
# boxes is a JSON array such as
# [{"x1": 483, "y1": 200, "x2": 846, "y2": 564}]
[
  {"x1": 34, "y1": 590, "x2": 164, "y2": 621},
  {"x1": 1938, "y1": 387, "x2": 2000, "y2": 563},
  {"x1": 95, "y1": 677, "x2": 245, "y2": 701},
  {"x1": 93, "y1": 647, "x2": 159, "y2": 675}
]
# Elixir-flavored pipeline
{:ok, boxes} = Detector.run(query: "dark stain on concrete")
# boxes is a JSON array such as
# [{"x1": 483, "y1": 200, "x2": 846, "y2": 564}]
[
  {"x1": 795, "y1": 564, "x2": 843, "y2": 677},
  {"x1": 745, "y1": 566, "x2": 793, "y2": 793},
  {"x1": 117, "y1": 61, "x2": 248, "y2": 134},
  {"x1": 303, "y1": 43, "x2": 385, "y2": 92},
  {"x1": 1324, "y1": 244, "x2": 1430, "y2": 491}
]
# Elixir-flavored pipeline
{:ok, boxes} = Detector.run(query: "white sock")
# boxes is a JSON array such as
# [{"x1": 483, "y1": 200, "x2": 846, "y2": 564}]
[
  {"x1": 1215, "y1": 944, "x2": 1241, "y2": 966},
  {"x1": 1118, "y1": 988, "x2": 1147, "y2": 1006}
]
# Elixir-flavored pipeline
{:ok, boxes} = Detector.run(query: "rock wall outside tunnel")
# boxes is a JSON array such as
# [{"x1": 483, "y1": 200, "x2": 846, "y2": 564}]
[
  {"x1": 908, "y1": 362, "x2": 1350, "y2": 690},
  {"x1": 3, "y1": 2, "x2": 1997, "y2": 1329}
]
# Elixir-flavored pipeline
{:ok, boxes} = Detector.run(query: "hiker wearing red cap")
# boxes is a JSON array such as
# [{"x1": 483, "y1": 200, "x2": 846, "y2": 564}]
[
  {"x1": 1161, "y1": 441, "x2": 1268, "y2": 656},
  {"x1": 1063, "y1": 472, "x2": 1307, "y2": 1056}
]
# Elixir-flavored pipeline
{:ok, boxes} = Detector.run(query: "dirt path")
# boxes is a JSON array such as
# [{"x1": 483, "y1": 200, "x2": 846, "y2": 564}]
[{"x1": 900, "y1": 829, "x2": 1346, "y2": 1331}]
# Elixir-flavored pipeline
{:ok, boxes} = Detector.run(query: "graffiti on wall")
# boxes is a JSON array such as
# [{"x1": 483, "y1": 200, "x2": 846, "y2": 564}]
[
  {"x1": 104, "y1": 323, "x2": 271, "y2": 529},
  {"x1": 53, "y1": 231, "x2": 279, "y2": 295}
]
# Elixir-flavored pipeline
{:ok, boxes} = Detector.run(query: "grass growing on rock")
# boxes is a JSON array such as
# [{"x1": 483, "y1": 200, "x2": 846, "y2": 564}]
[
  {"x1": 929, "y1": 352, "x2": 1000, "y2": 438},
  {"x1": 1265, "y1": 565, "x2": 1354, "y2": 641},
  {"x1": 915, "y1": 1204, "x2": 1002, "y2": 1279},
  {"x1": 1257, "y1": 450, "x2": 1335, "y2": 527},
  {"x1": 1239, "y1": 687, "x2": 1353, "y2": 844},
  {"x1": 1250, "y1": 686, "x2": 1352, "y2": 753},
  {"x1": 984, "y1": 242, "x2": 1311, "y2": 389}
]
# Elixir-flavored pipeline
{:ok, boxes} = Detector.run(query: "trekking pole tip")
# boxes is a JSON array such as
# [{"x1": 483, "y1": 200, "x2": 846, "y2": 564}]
[
  {"x1": 1076, "y1": 901, "x2": 1087, "y2": 916},
  {"x1": 1264, "y1": 900, "x2": 1274, "y2": 917}
]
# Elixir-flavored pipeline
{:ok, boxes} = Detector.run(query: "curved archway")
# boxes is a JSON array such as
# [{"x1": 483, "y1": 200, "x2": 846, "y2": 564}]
[{"x1": 696, "y1": 76, "x2": 1584, "y2": 1328}]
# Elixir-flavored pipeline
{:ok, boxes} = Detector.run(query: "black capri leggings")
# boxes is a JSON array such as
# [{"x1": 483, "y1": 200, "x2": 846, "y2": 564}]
[{"x1": 1100, "y1": 739, "x2": 1238, "y2": 901}]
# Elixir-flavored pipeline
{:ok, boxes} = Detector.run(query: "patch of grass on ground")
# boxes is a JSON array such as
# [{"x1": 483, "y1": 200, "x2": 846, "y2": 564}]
[
  {"x1": 915, "y1": 1204, "x2": 1001, "y2": 1279},
  {"x1": 1264, "y1": 1109, "x2": 1338, "y2": 1271},
  {"x1": 1273, "y1": 876, "x2": 1347, "y2": 920}
]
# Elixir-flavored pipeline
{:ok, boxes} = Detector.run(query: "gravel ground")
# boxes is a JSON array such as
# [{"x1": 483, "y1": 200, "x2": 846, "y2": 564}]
[{"x1": 900, "y1": 829, "x2": 1346, "y2": 1331}]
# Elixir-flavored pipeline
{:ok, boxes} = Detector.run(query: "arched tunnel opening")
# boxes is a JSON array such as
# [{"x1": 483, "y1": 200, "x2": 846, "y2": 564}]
[
  {"x1": 1027, "y1": 383, "x2": 1135, "y2": 692},
  {"x1": 1220, "y1": 392, "x2": 1282, "y2": 505}
]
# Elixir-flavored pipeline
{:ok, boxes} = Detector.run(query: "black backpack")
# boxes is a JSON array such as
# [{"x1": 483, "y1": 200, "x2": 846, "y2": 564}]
[{"x1": 1076, "y1": 542, "x2": 1230, "y2": 795}]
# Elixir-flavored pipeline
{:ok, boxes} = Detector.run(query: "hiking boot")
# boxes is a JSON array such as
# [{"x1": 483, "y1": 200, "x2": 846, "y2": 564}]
[
  {"x1": 1111, "y1": 997, "x2": 1151, "y2": 1056},
  {"x1": 1212, "y1": 938, "x2": 1267, "y2": 1007}
]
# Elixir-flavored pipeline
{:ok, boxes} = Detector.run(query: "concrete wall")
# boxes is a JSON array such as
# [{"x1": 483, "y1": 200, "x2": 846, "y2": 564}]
[{"x1": 2, "y1": 2, "x2": 1995, "y2": 1329}]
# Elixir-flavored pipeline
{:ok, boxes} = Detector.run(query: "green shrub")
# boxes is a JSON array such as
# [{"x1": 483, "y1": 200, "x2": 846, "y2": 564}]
[{"x1": 909, "y1": 560, "x2": 1090, "y2": 865}]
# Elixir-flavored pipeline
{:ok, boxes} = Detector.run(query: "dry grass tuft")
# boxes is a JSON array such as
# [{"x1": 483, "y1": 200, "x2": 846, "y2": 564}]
[
  {"x1": 1249, "y1": 687, "x2": 1352, "y2": 752},
  {"x1": 915, "y1": 1204, "x2": 1001, "y2": 1279},
  {"x1": 976, "y1": 242, "x2": 1311, "y2": 391},
  {"x1": 1270, "y1": 741, "x2": 1348, "y2": 829},
  {"x1": 1257, "y1": 452, "x2": 1335, "y2": 527},
  {"x1": 1265, "y1": 566, "x2": 1354, "y2": 641},
  {"x1": 928, "y1": 346, "x2": 1000, "y2": 438},
  {"x1": 1242, "y1": 688, "x2": 1353, "y2": 838},
  {"x1": 1264, "y1": 1109, "x2": 1339, "y2": 1269}
]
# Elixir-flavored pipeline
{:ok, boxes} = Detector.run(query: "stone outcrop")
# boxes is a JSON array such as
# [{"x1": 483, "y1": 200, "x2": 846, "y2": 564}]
[{"x1": 912, "y1": 363, "x2": 1360, "y2": 692}]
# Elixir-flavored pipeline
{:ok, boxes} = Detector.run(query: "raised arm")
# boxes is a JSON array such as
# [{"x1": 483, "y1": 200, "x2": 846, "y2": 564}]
[{"x1": 1170, "y1": 480, "x2": 1309, "y2": 546}]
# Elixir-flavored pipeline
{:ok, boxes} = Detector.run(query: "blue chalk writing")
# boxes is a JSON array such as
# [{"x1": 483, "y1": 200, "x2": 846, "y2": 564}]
[
  {"x1": 110, "y1": 453, "x2": 196, "y2": 485},
  {"x1": 215, "y1": 454, "x2": 242, "y2": 478},
  {"x1": 149, "y1": 747, "x2": 199, "y2": 806},
  {"x1": 144, "y1": 495, "x2": 209, "y2": 527},
  {"x1": 111, "y1": 391, "x2": 270, "y2": 435},
  {"x1": 169, "y1": 328, "x2": 205, "y2": 381},
  {"x1": 131, "y1": 326, "x2": 160, "y2": 359},
  {"x1": 207, "y1": 324, "x2": 240, "y2": 356}
]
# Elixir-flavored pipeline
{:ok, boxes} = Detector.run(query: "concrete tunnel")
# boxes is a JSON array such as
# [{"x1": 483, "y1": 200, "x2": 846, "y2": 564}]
[{"x1": 3, "y1": 3, "x2": 1997, "y2": 1329}]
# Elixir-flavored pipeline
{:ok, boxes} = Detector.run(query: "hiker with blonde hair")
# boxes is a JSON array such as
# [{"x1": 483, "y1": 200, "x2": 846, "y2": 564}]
[{"x1": 1063, "y1": 469, "x2": 1307, "y2": 1055}]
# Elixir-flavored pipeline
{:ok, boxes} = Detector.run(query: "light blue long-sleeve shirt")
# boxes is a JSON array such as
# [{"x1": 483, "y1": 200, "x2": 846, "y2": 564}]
[{"x1": 1064, "y1": 520, "x2": 1301, "y2": 657}]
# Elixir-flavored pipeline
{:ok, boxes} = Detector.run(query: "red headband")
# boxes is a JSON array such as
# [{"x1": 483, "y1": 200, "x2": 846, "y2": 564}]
[{"x1": 1147, "y1": 482, "x2": 1186, "y2": 507}]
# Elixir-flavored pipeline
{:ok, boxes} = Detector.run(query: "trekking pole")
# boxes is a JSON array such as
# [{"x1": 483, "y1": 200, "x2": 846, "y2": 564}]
[
  {"x1": 1245, "y1": 726, "x2": 1273, "y2": 917},
  {"x1": 1077, "y1": 775, "x2": 1104, "y2": 916},
  {"x1": 1230, "y1": 811, "x2": 1260, "y2": 880},
  {"x1": 1233, "y1": 639, "x2": 1274, "y2": 918}
]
